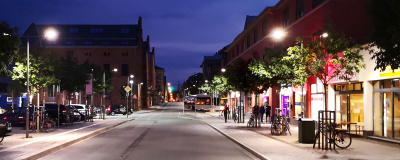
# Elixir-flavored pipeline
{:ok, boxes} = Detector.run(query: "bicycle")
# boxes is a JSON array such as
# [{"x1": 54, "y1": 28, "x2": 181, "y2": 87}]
[
  {"x1": 313, "y1": 123, "x2": 352, "y2": 149},
  {"x1": 281, "y1": 117, "x2": 291, "y2": 136},
  {"x1": 0, "y1": 131, "x2": 4, "y2": 143},
  {"x1": 271, "y1": 116, "x2": 283, "y2": 135},
  {"x1": 247, "y1": 113, "x2": 255, "y2": 127},
  {"x1": 30, "y1": 114, "x2": 56, "y2": 133},
  {"x1": 233, "y1": 110, "x2": 238, "y2": 123}
]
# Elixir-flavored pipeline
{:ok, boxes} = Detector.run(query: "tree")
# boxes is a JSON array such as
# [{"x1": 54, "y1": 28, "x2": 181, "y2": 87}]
[
  {"x1": 368, "y1": 0, "x2": 400, "y2": 71},
  {"x1": 58, "y1": 55, "x2": 88, "y2": 105},
  {"x1": 12, "y1": 54, "x2": 60, "y2": 96},
  {"x1": 6, "y1": 80, "x2": 25, "y2": 110},
  {"x1": 286, "y1": 26, "x2": 365, "y2": 112},
  {"x1": 0, "y1": 21, "x2": 20, "y2": 77}
]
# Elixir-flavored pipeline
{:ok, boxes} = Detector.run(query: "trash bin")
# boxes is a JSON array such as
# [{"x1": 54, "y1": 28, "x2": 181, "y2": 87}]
[{"x1": 298, "y1": 118, "x2": 315, "y2": 143}]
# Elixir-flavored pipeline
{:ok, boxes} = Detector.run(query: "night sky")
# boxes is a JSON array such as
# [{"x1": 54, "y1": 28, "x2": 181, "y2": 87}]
[{"x1": 1, "y1": 0, "x2": 279, "y2": 88}]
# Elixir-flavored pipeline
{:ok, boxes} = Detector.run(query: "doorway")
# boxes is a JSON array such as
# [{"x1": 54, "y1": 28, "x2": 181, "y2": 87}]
[{"x1": 338, "y1": 93, "x2": 364, "y2": 130}]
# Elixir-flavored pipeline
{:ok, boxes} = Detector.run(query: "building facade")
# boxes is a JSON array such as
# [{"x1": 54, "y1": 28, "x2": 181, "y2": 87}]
[
  {"x1": 200, "y1": 54, "x2": 222, "y2": 82},
  {"x1": 224, "y1": 0, "x2": 372, "y2": 134},
  {"x1": 154, "y1": 66, "x2": 165, "y2": 105},
  {"x1": 19, "y1": 17, "x2": 157, "y2": 109}
]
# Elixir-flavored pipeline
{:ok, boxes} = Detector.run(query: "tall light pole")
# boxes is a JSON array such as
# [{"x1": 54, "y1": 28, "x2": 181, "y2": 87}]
[
  {"x1": 25, "y1": 28, "x2": 58, "y2": 138},
  {"x1": 183, "y1": 88, "x2": 188, "y2": 114},
  {"x1": 127, "y1": 74, "x2": 134, "y2": 118}
]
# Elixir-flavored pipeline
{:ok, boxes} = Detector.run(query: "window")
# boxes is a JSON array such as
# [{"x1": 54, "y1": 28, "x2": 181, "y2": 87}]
[
  {"x1": 102, "y1": 41, "x2": 110, "y2": 46},
  {"x1": 84, "y1": 42, "x2": 93, "y2": 45},
  {"x1": 69, "y1": 27, "x2": 78, "y2": 33},
  {"x1": 262, "y1": 22, "x2": 268, "y2": 36},
  {"x1": 121, "y1": 64, "x2": 129, "y2": 76},
  {"x1": 121, "y1": 42, "x2": 130, "y2": 45},
  {"x1": 121, "y1": 27, "x2": 130, "y2": 33},
  {"x1": 247, "y1": 36, "x2": 250, "y2": 48},
  {"x1": 313, "y1": 0, "x2": 327, "y2": 8},
  {"x1": 242, "y1": 41, "x2": 245, "y2": 52},
  {"x1": 296, "y1": 0, "x2": 304, "y2": 19},
  {"x1": 283, "y1": 8, "x2": 290, "y2": 28},
  {"x1": 254, "y1": 29, "x2": 258, "y2": 44},
  {"x1": 236, "y1": 45, "x2": 240, "y2": 56},
  {"x1": 67, "y1": 41, "x2": 75, "y2": 46},
  {"x1": 103, "y1": 64, "x2": 110, "y2": 72},
  {"x1": 90, "y1": 28, "x2": 103, "y2": 33}
]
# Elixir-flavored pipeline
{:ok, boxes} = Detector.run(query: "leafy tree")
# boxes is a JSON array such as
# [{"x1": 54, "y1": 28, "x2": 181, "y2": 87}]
[
  {"x1": 286, "y1": 26, "x2": 365, "y2": 111},
  {"x1": 368, "y1": 0, "x2": 400, "y2": 71},
  {"x1": 58, "y1": 55, "x2": 88, "y2": 104},
  {"x1": 0, "y1": 21, "x2": 20, "y2": 77},
  {"x1": 6, "y1": 80, "x2": 25, "y2": 110},
  {"x1": 12, "y1": 54, "x2": 60, "y2": 96}
]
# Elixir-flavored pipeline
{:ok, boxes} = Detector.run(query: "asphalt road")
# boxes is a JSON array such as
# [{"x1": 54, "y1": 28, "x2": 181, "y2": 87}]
[{"x1": 40, "y1": 103, "x2": 258, "y2": 160}]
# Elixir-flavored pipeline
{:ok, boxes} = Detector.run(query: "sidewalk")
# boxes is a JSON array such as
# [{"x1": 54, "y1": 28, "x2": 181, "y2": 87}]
[
  {"x1": 202, "y1": 112, "x2": 400, "y2": 160},
  {"x1": 0, "y1": 115, "x2": 136, "y2": 160}
]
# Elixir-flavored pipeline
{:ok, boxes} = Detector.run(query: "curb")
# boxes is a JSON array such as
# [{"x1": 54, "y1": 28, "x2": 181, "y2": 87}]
[
  {"x1": 20, "y1": 119, "x2": 133, "y2": 160},
  {"x1": 204, "y1": 121, "x2": 271, "y2": 160}
]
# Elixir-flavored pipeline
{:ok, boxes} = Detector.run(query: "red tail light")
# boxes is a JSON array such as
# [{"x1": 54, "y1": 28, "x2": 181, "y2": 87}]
[
  {"x1": 107, "y1": 107, "x2": 110, "y2": 111},
  {"x1": 18, "y1": 116, "x2": 24, "y2": 119},
  {"x1": 2, "y1": 117, "x2": 6, "y2": 120},
  {"x1": 62, "y1": 110, "x2": 66, "y2": 113}
]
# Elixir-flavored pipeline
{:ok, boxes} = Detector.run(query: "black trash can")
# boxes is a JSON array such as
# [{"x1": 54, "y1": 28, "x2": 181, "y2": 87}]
[{"x1": 298, "y1": 118, "x2": 315, "y2": 143}]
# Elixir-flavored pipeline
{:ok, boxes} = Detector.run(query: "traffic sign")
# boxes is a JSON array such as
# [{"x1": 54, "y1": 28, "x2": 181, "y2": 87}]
[
  {"x1": 132, "y1": 94, "x2": 137, "y2": 99},
  {"x1": 125, "y1": 86, "x2": 131, "y2": 92}
]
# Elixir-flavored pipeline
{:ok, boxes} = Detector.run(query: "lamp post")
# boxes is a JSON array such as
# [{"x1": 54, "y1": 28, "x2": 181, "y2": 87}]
[
  {"x1": 183, "y1": 88, "x2": 188, "y2": 114},
  {"x1": 127, "y1": 74, "x2": 134, "y2": 118},
  {"x1": 25, "y1": 28, "x2": 58, "y2": 138}
]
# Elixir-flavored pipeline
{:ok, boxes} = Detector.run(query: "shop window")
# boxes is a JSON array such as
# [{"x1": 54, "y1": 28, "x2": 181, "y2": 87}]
[
  {"x1": 354, "y1": 83, "x2": 362, "y2": 90},
  {"x1": 311, "y1": 84, "x2": 317, "y2": 93},
  {"x1": 335, "y1": 85, "x2": 341, "y2": 91},
  {"x1": 374, "y1": 92, "x2": 383, "y2": 136},
  {"x1": 384, "y1": 79, "x2": 392, "y2": 88},
  {"x1": 394, "y1": 92, "x2": 400, "y2": 139},
  {"x1": 394, "y1": 79, "x2": 400, "y2": 88},
  {"x1": 348, "y1": 84, "x2": 354, "y2": 91},
  {"x1": 341, "y1": 85, "x2": 347, "y2": 91}
]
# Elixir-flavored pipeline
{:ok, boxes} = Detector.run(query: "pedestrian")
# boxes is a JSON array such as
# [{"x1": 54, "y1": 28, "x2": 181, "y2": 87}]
[
  {"x1": 223, "y1": 104, "x2": 229, "y2": 123},
  {"x1": 266, "y1": 104, "x2": 271, "y2": 123},
  {"x1": 253, "y1": 105, "x2": 259, "y2": 127},
  {"x1": 259, "y1": 105, "x2": 265, "y2": 123}
]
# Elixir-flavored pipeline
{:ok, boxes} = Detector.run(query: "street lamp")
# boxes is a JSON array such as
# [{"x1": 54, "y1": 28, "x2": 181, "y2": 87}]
[
  {"x1": 271, "y1": 29, "x2": 286, "y2": 40},
  {"x1": 25, "y1": 28, "x2": 58, "y2": 138},
  {"x1": 221, "y1": 68, "x2": 226, "y2": 73},
  {"x1": 127, "y1": 74, "x2": 134, "y2": 118}
]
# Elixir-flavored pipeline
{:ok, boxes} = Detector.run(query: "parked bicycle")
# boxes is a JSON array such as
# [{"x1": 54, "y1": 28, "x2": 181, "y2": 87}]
[
  {"x1": 0, "y1": 131, "x2": 4, "y2": 143},
  {"x1": 271, "y1": 112, "x2": 291, "y2": 135},
  {"x1": 247, "y1": 113, "x2": 255, "y2": 127},
  {"x1": 30, "y1": 113, "x2": 56, "y2": 133},
  {"x1": 313, "y1": 123, "x2": 352, "y2": 149},
  {"x1": 233, "y1": 109, "x2": 238, "y2": 123}
]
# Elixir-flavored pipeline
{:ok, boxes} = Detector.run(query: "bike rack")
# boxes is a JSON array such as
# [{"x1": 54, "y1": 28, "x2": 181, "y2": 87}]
[{"x1": 317, "y1": 110, "x2": 336, "y2": 150}]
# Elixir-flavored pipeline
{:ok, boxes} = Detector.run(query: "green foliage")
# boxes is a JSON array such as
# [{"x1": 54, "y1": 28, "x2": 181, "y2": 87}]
[
  {"x1": 0, "y1": 21, "x2": 21, "y2": 77},
  {"x1": 368, "y1": 0, "x2": 400, "y2": 71},
  {"x1": 7, "y1": 80, "x2": 25, "y2": 97},
  {"x1": 286, "y1": 25, "x2": 365, "y2": 86},
  {"x1": 59, "y1": 55, "x2": 88, "y2": 94},
  {"x1": 12, "y1": 54, "x2": 60, "y2": 94},
  {"x1": 225, "y1": 58, "x2": 252, "y2": 93},
  {"x1": 86, "y1": 62, "x2": 113, "y2": 95}
]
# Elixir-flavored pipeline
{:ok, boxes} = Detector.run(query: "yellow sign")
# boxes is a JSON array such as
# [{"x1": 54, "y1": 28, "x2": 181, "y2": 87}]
[
  {"x1": 380, "y1": 66, "x2": 400, "y2": 77},
  {"x1": 125, "y1": 86, "x2": 131, "y2": 92}
]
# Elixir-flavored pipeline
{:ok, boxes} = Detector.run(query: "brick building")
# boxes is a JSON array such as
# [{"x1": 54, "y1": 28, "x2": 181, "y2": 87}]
[
  {"x1": 20, "y1": 17, "x2": 157, "y2": 109},
  {"x1": 224, "y1": 0, "x2": 370, "y2": 120}
]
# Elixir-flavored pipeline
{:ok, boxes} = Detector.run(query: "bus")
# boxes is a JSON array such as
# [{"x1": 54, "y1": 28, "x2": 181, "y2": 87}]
[{"x1": 184, "y1": 94, "x2": 212, "y2": 111}]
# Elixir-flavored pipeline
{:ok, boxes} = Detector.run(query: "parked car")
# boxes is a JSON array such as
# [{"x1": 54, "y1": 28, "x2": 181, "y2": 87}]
[
  {"x1": 69, "y1": 104, "x2": 86, "y2": 114},
  {"x1": 0, "y1": 107, "x2": 33, "y2": 126},
  {"x1": 0, "y1": 119, "x2": 12, "y2": 135},
  {"x1": 106, "y1": 105, "x2": 127, "y2": 116},
  {"x1": 43, "y1": 104, "x2": 72, "y2": 125}
]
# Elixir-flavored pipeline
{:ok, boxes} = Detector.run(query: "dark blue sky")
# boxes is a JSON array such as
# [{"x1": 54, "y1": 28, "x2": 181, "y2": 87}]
[{"x1": 1, "y1": 0, "x2": 279, "y2": 87}]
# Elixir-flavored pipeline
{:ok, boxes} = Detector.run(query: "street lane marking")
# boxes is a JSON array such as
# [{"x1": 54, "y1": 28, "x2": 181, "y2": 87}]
[
  {"x1": 0, "y1": 123, "x2": 103, "y2": 152},
  {"x1": 116, "y1": 128, "x2": 151, "y2": 160}
]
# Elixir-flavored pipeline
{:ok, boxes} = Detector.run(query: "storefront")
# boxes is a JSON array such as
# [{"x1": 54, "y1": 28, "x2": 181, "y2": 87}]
[
  {"x1": 280, "y1": 87, "x2": 292, "y2": 117},
  {"x1": 333, "y1": 83, "x2": 364, "y2": 130},
  {"x1": 372, "y1": 79, "x2": 400, "y2": 139}
]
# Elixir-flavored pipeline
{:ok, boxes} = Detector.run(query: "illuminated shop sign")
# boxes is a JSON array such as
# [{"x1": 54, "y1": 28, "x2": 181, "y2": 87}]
[{"x1": 380, "y1": 67, "x2": 400, "y2": 77}]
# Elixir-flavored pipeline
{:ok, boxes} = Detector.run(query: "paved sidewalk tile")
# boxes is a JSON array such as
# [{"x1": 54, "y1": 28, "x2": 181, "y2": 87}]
[{"x1": 201, "y1": 112, "x2": 400, "y2": 160}]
